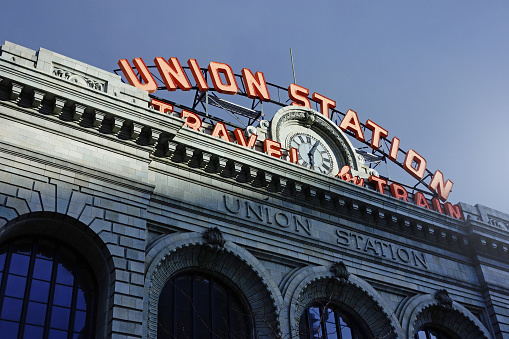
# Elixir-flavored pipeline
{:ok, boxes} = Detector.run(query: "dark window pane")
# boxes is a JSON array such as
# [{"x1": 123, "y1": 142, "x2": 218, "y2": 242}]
[
  {"x1": 0, "y1": 238, "x2": 96, "y2": 339},
  {"x1": 9, "y1": 253, "x2": 30, "y2": 276},
  {"x1": 157, "y1": 324, "x2": 172, "y2": 339},
  {"x1": 341, "y1": 326, "x2": 353, "y2": 339},
  {"x1": 159, "y1": 280, "x2": 173, "y2": 307},
  {"x1": 49, "y1": 328, "x2": 68, "y2": 339},
  {"x1": 1, "y1": 297, "x2": 23, "y2": 321},
  {"x1": 213, "y1": 282, "x2": 229, "y2": 337},
  {"x1": 76, "y1": 289, "x2": 87, "y2": 311},
  {"x1": 416, "y1": 327, "x2": 456, "y2": 339},
  {"x1": 29, "y1": 279, "x2": 50, "y2": 303},
  {"x1": 174, "y1": 275, "x2": 193, "y2": 338},
  {"x1": 35, "y1": 240, "x2": 55, "y2": 260},
  {"x1": 75, "y1": 267, "x2": 93, "y2": 288},
  {"x1": 5, "y1": 274, "x2": 27, "y2": 298},
  {"x1": 339, "y1": 316, "x2": 353, "y2": 339},
  {"x1": 158, "y1": 284, "x2": 173, "y2": 336},
  {"x1": 325, "y1": 309, "x2": 338, "y2": 339},
  {"x1": 0, "y1": 251, "x2": 6, "y2": 272},
  {"x1": 194, "y1": 276, "x2": 210, "y2": 337},
  {"x1": 32, "y1": 258, "x2": 53, "y2": 281},
  {"x1": 157, "y1": 305, "x2": 173, "y2": 335},
  {"x1": 26, "y1": 301, "x2": 47, "y2": 326},
  {"x1": 74, "y1": 310, "x2": 86, "y2": 333},
  {"x1": 56, "y1": 263, "x2": 74, "y2": 286},
  {"x1": 174, "y1": 280, "x2": 192, "y2": 339},
  {"x1": 301, "y1": 305, "x2": 367, "y2": 339},
  {"x1": 13, "y1": 240, "x2": 31, "y2": 255},
  {"x1": 159, "y1": 273, "x2": 252, "y2": 339},
  {"x1": 175, "y1": 299, "x2": 193, "y2": 338},
  {"x1": 230, "y1": 294, "x2": 246, "y2": 339},
  {"x1": 53, "y1": 284, "x2": 73, "y2": 307},
  {"x1": 0, "y1": 320, "x2": 19, "y2": 338},
  {"x1": 50, "y1": 306, "x2": 70, "y2": 330},
  {"x1": 308, "y1": 307, "x2": 322, "y2": 338},
  {"x1": 175, "y1": 275, "x2": 192, "y2": 301},
  {"x1": 23, "y1": 324, "x2": 44, "y2": 339}
]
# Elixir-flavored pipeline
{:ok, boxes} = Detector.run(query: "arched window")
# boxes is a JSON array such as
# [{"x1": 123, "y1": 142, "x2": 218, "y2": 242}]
[
  {"x1": 158, "y1": 272, "x2": 253, "y2": 339},
  {"x1": 415, "y1": 326, "x2": 458, "y2": 339},
  {"x1": 0, "y1": 237, "x2": 96, "y2": 338},
  {"x1": 300, "y1": 302, "x2": 368, "y2": 339}
]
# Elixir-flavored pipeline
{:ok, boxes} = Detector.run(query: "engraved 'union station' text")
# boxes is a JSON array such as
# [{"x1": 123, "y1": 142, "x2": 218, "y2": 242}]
[
  {"x1": 336, "y1": 228, "x2": 429, "y2": 270},
  {"x1": 223, "y1": 195, "x2": 311, "y2": 236}
]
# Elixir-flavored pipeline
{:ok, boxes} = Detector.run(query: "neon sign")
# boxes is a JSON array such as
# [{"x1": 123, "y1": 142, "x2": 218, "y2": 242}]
[{"x1": 118, "y1": 57, "x2": 461, "y2": 219}]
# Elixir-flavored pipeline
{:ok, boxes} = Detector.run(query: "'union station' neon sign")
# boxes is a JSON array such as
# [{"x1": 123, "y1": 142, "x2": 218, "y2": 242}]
[{"x1": 118, "y1": 57, "x2": 462, "y2": 220}]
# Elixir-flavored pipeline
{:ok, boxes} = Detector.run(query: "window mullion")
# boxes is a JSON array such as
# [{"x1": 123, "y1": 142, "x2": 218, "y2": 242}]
[
  {"x1": 191, "y1": 274, "x2": 196, "y2": 339},
  {"x1": 0, "y1": 249, "x2": 12, "y2": 323},
  {"x1": 17, "y1": 240, "x2": 38, "y2": 339},
  {"x1": 306, "y1": 308, "x2": 311, "y2": 339},
  {"x1": 320, "y1": 306, "x2": 327, "y2": 339},
  {"x1": 42, "y1": 244, "x2": 60, "y2": 339},
  {"x1": 67, "y1": 273, "x2": 79, "y2": 338},
  {"x1": 172, "y1": 278, "x2": 177, "y2": 339},
  {"x1": 335, "y1": 310, "x2": 341, "y2": 339},
  {"x1": 227, "y1": 289, "x2": 232, "y2": 339},
  {"x1": 210, "y1": 279, "x2": 216, "y2": 338}
]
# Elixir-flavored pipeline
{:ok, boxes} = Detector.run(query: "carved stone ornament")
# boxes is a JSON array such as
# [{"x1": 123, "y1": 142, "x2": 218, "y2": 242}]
[
  {"x1": 53, "y1": 66, "x2": 106, "y2": 92},
  {"x1": 435, "y1": 289, "x2": 453, "y2": 310},
  {"x1": 203, "y1": 227, "x2": 226, "y2": 250},
  {"x1": 303, "y1": 111, "x2": 316, "y2": 127},
  {"x1": 330, "y1": 261, "x2": 350, "y2": 284}
]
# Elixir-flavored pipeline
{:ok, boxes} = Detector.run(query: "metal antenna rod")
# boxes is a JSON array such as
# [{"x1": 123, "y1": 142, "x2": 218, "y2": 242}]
[{"x1": 290, "y1": 48, "x2": 296, "y2": 84}]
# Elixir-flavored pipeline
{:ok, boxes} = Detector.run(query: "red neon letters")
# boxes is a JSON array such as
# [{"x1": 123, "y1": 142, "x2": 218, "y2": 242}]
[
  {"x1": 242, "y1": 69, "x2": 270, "y2": 101},
  {"x1": 264, "y1": 139, "x2": 282, "y2": 158},
  {"x1": 208, "y1": 62, "x2": 238, "y2": 95},
  {"x1": 403, "y1": 149, "x2": 427, "y2": 180},
  {"x1": 154, "y1": 57, "x2": 192, "y2": 91},
  {"x1": 288, "y1": 84, "x2": 311, "y2": 108},
  {"x1": 118, "y1": 58, "x2": 158, "y2": 93},
  {"x1": 150, "y1": 99, "x2": 174, "y2": 114},
  {"x1": 311, "y1": 93, "x2": 336, "y2": 120},
  {"x1": 120, "y1": 56, "x2": 455, "y2": 205},
  {"x1": 181, "y1": 110, "x2": 202, "y2": 131},
  {"x1": 339, "y1": 109, "x2": 365, "y2": 142}
]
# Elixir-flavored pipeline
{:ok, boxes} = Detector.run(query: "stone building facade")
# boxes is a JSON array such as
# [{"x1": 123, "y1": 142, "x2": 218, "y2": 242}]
[{"x1": 0, "y1": 41, "x2": 507, "y2": 338}]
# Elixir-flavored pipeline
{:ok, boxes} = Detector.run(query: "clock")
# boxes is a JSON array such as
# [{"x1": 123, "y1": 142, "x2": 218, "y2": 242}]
[
  {"x1": 289, "y1": 132, "x2": 334, "y2": 174},
  {"x1": 269, "y1": 106, "x2": 361, "y2": 177}
]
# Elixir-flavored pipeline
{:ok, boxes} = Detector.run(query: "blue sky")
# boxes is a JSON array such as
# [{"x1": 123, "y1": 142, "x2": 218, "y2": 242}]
[{"x1": 2, "y1": 1, "x2": 508, "y2": 213}]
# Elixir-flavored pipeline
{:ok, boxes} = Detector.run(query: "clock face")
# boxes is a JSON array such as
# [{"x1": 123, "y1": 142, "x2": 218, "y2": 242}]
[{"x1": 289, "y1": 133, "x2": 334, "y2": 174}]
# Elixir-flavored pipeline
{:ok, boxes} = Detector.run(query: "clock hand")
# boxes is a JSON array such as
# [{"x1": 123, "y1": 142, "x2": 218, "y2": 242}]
[
  {"x1": 309, "y1": 140, "x2": 320, "y2": 155},
  {"x1": 308, "y1": 140, "x2": 320, "y2": 168}
]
